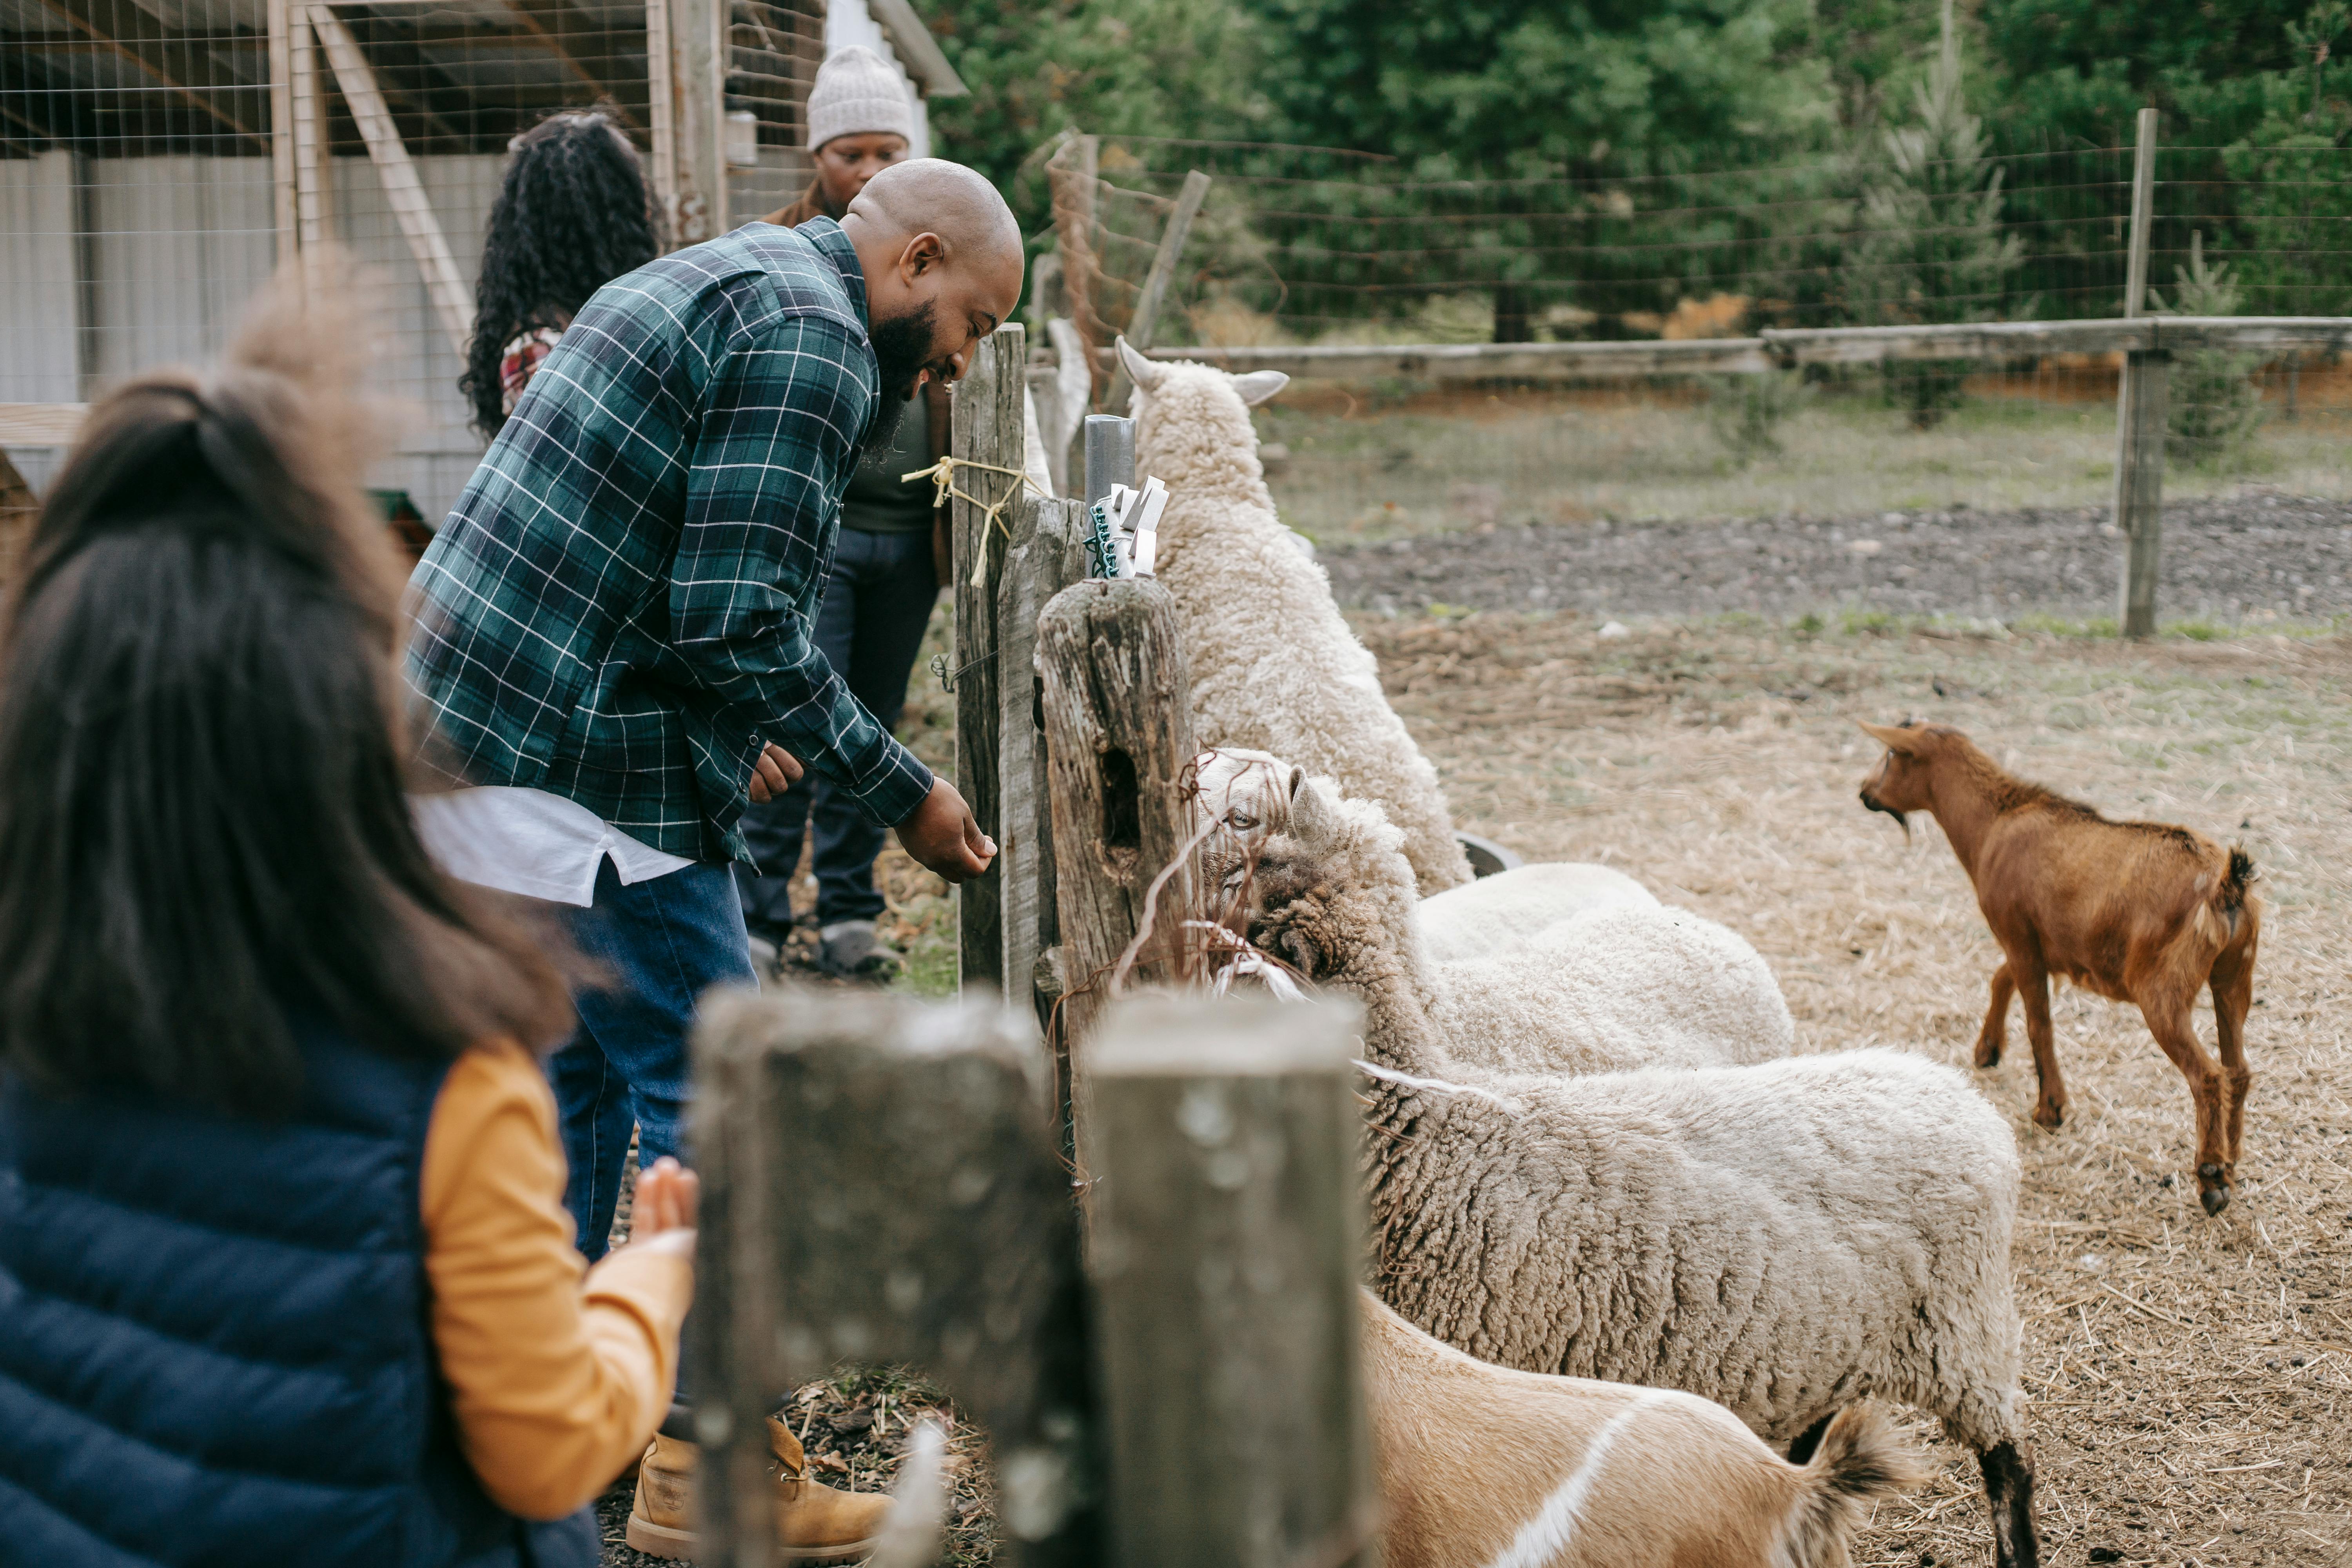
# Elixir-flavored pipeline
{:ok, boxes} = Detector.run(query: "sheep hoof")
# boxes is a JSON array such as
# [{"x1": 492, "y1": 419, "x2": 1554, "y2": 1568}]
[{"x1": 2198, "y1": 1166, "x2": 2232, "y2": 1216}]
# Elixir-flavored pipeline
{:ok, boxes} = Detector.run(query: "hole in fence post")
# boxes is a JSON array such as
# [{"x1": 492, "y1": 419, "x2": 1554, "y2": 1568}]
[{"x1": 1101, "y1": 746, "x2": 1140, "y2": 851}]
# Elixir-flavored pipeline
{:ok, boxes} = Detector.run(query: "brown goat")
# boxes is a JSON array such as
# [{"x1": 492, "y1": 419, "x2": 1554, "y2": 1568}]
[{"x1": 1857, "y1": 720, "x2": 2259, "y2": 1215}]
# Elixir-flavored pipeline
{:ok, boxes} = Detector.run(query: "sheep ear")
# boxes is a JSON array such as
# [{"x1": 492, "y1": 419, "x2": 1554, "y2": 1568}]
[
  {"x1": 1286, "y1": 766, "x2": 1303, "y2": 802},
  {"x1": 1858, "y1": 720, "x2": 1925, "y2": 755},
  {"x1": 1230, "y1": 370, "x2": 1290, "y2": 407},
  {"x1": 1116, "y1": 336, "x2": 1167, "y2": 394},
  {"x1": 1287, "y1": 775, "x2": 1339, "y2": 846}
]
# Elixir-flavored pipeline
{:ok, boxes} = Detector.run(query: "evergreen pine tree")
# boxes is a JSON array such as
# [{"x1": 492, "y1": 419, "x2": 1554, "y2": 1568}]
[
  {"x1": 1849, "y1": 1, "x2": 2024, "y2": 427},
  {"x1": 2151, "y1": 232, "x2": 2269, "y2": 466}
]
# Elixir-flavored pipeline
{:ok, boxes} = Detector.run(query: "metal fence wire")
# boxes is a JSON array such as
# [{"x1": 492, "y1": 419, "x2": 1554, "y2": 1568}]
[
  {"x1": 1, "y1": 0, "x2": 820, "y2": 517},
  {"x1": 1039, "y1": 136, "x2": 2352, "y2": 568}
]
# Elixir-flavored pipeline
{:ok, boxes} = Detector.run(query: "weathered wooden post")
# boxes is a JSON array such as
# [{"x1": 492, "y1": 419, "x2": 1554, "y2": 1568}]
[
  {"x1": 1034, "y1": 575, "x2": 1197, "y2": 1161},
  {"x1": 690, "y1": 988, "x2": 1101, "y2": 1568},
  {"x1": 1087, "y1": 995, "x2": 1381, "y2": 1568},
  {"x1": 2115, "y1": 106, "x2": 2169, "y2": 638},
  {"x1": 953, "y1": 324, "x2": 1029, "y2": 992},
  {"x1": 998, "y1": 496, "x2": 1089, "y2": 1036}
]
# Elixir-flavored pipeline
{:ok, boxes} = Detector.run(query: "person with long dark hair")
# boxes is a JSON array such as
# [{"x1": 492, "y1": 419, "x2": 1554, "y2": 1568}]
[
  {"x1": 0, "y1": 269, "x2": 694, "y2": 1566},
  {"x1": 460, "y1": 109, "x2": 661, "y2": 439}
]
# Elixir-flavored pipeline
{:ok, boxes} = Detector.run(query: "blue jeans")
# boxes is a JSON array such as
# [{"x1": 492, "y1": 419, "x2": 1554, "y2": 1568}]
[
  {"x1": 550, "y1": 857, "x2": 753, "y2": 1261},
  {"x1": 738, "y1": 526, "x2": 939, "y2": 939}
]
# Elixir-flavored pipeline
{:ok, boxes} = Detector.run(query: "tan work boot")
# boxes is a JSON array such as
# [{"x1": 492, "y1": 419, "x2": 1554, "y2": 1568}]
[{"x1": 624, "y1": 1407, "x2": 893, "y2": 1563}]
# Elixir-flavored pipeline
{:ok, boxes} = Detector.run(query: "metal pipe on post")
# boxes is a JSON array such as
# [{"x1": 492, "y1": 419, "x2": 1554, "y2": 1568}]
[
  {"x1": 1087, "y1": 995, "x2": 1381, "y2": 1568},
  {"x1": 2116, "y1": 105, "x2": 2169, "y2": 638},
  {"x1": 951, "y1": 324, "x2": 1027, "y2": 995},
  {"x1": 1082, "y1": 413, "x2": 1134, "y2": 507}
]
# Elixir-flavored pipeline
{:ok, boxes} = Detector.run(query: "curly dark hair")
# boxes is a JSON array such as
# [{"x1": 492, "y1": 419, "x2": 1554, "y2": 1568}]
[{"x1": 460, "y1": 109, "x2": 660, "y2": 438}]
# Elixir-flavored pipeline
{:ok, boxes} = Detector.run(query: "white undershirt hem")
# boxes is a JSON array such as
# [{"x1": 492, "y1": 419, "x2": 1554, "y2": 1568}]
[{"x1": 413, "y1": 786, "x2": 699, "y2": 907}]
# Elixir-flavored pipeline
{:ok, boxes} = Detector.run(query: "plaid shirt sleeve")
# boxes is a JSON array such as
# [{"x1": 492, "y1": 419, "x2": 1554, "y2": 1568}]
[{"x1": 674, "y1": 307, "x2": 933, "y2": 828}]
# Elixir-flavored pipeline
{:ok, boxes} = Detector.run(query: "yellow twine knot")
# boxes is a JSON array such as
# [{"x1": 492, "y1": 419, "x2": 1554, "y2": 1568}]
[{"x1": 901, "y1": 456, "x2": 1054, "y2": 588}]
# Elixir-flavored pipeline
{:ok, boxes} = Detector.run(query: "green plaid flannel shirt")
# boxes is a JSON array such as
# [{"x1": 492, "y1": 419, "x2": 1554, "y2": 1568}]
[{"x1": 406, "y1": 219, "x2": 933, "y2": 865}]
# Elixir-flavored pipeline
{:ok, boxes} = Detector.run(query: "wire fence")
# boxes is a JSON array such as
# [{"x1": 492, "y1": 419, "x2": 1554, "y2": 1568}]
[
  {"x1": 0, "y1": 0, "x2": 818, "y2": 519},
  {"x1": 1040, "y1": 136, "x2": 2352, "y2": 563}
]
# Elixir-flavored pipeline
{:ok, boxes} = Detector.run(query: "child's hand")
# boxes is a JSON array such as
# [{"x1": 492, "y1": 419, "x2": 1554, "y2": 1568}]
[{"x1": 631, "y1": 1156, "x2": 701, "y2": 1237}]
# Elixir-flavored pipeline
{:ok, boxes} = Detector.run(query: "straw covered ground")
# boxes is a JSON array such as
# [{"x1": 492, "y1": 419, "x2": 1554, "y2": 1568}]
[{"x1": 1358, "y1": 610, "x2": 2352, "y2": 1566}]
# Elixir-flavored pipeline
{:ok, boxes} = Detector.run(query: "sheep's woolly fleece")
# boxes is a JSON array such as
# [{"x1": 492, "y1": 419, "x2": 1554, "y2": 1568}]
[
  {"x1": 1126, "y1": 352, "x2": 1473, "y2": 895},
  {"x1": 1245, "y1": 781, "x2": 2029, "y2": 1455},
  {"x1": 1198, "y1": 753, "x2": 1795, "y2": 1075}
]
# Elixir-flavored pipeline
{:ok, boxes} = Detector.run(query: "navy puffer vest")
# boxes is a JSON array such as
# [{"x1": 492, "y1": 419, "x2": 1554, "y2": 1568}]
[{"x1": 0, "y1": 1022, "x2": 597, "y2": 1568}]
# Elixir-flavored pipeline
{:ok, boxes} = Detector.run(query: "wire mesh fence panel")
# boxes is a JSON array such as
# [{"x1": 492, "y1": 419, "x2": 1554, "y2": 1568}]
[{"x1": 1039, "y1": 135, "x2": 2352, "y2": 582}]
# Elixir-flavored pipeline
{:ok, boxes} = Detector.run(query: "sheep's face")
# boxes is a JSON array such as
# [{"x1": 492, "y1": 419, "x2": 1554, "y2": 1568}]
[
  {"x1": 1857, "y1": 718, "x2": 1954, "y2": 831},
  {"x1": 1216, "y1": 772, "x2": 1357, "y2": 980},
  {"x1": 1192, "y1": 748, "x2": 1298, "y2": 860}
]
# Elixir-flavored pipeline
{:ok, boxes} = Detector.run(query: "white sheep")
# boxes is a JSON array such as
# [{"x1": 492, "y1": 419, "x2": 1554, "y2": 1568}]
[
  {"x1": 1238, "y1": 777, "x2": 2042, "y2": 1568},
  {"x1": 1118, "y1": 338, "x2": 1473, "y2": 895},
  {"x1": 1363, "y1": 1290, "x2": 1924, "y2": 1568},
  {"x1": 1194, "y1": 748, "x2": 1794, "y2": 1075}
]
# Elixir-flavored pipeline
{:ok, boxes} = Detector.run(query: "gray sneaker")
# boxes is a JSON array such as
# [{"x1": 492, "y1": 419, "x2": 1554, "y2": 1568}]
[{"x1": 816, "y1": 919, "x2": 900, "y2": 983}]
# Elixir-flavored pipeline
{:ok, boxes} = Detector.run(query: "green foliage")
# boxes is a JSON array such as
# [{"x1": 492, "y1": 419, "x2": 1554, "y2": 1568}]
[
  {"x1": 1848, "y1": 23, "x2": 2024, "y2": 427},
  {"x1": 912, "y1": 0, "x2": 1271, "y2": 228},
  {"x1": 2151, "y1": 232, "x2": 2269, "y2": 467},
  {"x1": 1707, "y1": 370, "x2": 1812, "y2": 465}
]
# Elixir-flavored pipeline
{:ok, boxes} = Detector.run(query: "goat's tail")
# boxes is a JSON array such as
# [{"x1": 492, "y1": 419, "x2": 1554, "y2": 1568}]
[
  {"x1": 2221, "y1": 848, "x2": 2257, "y2": 910},
  {"x1": 1778, "y1": 1406, "x2": 1927, "y2": 1567}
]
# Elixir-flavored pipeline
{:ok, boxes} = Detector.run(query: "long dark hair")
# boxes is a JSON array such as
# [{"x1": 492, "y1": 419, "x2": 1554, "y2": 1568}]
[
  {"x1": 0, "y1": 264, "x2": 574, "y2": 1116},
  {"x1": 460, "y1": 109, "x2": 659, "y2": 438}
]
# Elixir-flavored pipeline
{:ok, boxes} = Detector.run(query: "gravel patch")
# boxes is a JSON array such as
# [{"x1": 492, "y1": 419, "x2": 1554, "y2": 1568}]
[{"x1": 1322, "y1": 490, "x2": 2352, "y2": 624}]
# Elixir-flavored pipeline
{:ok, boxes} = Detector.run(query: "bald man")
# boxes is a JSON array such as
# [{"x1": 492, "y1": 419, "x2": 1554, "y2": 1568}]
[{"x1": 408, "y1": 158, "x2": 1025, "y2": 1256}]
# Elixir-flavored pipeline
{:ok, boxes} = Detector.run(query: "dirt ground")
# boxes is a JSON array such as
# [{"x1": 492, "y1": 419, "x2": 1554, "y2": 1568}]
[
  {"x1": 1358, "y1": 610, "x2": 2352, "y2": 1566},
  {"x1": 1322, "y1": 491, "x2": 2352, "y2": 628}
]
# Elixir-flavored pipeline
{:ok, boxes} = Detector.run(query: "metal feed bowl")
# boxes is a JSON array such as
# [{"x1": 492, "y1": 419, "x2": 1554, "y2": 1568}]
[{"x1": 1455, "y1": 831, "x2": 1522, "y2": 880}]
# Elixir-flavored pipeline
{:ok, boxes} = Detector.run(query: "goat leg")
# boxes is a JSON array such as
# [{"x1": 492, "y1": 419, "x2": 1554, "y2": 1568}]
[
  {"x1": 1978, "y1": 1439, "x2": 2042, "y2": 1568},
  {"x1": 2210, "y1": 942, "x2": 2257, "y2": 1174},
  {"x1": 2141, "y1": 995, "x2": 2232, "y2": 1215},
  {"x1": 2017, "y1": 963, "x2": 2068, "y2": 1131},
  {"x1": 1975, "y1": 962, "x2": 2015, "y2": 1069}
]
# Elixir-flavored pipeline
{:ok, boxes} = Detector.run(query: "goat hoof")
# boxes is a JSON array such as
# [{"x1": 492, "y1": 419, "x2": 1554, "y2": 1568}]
[
  {"x1": 2032, "y1": 1099, "x2": 2066, "y2": 1131},
  {"x1": 1973, "y1": 1041, "x2": 2003, "y2": 1069},
  {"x1": 2198, "y1": 1164, "x2": 2231, "y2": 1216}
]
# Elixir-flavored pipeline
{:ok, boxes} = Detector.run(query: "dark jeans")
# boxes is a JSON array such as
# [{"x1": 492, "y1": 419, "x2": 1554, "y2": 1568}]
[
  {"x1": 550, "y1": 857, "x2": 752, "y2": 1262},
  {"x1": 738, "y1": 525, "x2": 938, "y2": 939}
]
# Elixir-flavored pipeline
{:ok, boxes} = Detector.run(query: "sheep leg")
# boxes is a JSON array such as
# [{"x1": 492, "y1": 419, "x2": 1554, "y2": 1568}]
[
  {"x1": 1978, "y1": 1440, "x2": 2042, "y2": 1568},
  {"x1": 1784, "y1": 1412, "x2": 1836, "y2": 1465},
  {"x1": 2210, "y1": 938, "x2": 2257, "y2": 1175},
  {"x1": 2016, "y1": 962, "x2": 2068, "y2": 1131},
  {"x1": 1974, "y1": 961, "x2": 2015, "y2": 1069},
  {"x1": 2138, "y1": 992, "x2": 2231, "y2": 1216}
]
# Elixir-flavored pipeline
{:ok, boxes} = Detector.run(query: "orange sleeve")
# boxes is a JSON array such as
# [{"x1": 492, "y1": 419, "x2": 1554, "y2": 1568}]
[{"x1": 420, "y1": 1041, "x2": 695, "y2": 1521}]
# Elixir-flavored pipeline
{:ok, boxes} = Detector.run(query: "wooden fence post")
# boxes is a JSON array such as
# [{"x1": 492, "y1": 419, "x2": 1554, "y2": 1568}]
[
  {"x1": 690, "y1": 989, "x2": 1101, "y2": 1568},
  {"x1": 664, "y1": 0, "x2": 727, "y2": 243},
  {"x1": 1034, "y1": 577, "x2": 1197, "y2": 1165},
  {"x1": 1100, "y1": 169, "x2": 1211, "y2": 414},
  {"x1": 999, "y1": 496, "x2": 1089, "y2": 1040},
  {"x1": 1087, "y1": 995, "x2": 1381, "y2": 1568},
  {"x1": 953, "y1": 324, "x2": 1027, "y2": 994},
  {"x1": 2116, "y1": 105, "x2": 2168, "y2": 638}
]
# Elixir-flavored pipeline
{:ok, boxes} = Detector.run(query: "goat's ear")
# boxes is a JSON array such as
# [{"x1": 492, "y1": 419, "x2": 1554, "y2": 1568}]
[
  {"x1": 1115, "y1": 336, "x2": 1167, "y2": 394},
  {"x1": 1858, "y1": 720, "x2": 1926, "y2": 755},
  {"x1": 1231, "y1": 370, "x2": 1290, "y2": 407}
]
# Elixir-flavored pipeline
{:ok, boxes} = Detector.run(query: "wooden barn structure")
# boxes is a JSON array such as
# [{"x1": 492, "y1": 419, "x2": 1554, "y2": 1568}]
[{"x1": 0, "y1": 0, "x2": 962, "y2": 520}]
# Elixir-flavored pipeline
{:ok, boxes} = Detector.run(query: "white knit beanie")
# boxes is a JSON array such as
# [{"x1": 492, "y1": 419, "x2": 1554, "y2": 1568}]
[{"x1": 807, "y1": 45, "x2": 914, "y2": 152}]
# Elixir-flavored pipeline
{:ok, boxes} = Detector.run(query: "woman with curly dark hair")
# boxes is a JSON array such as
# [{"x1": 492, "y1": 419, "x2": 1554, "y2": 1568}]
[{"x1": 459, "y1": 109, "x2": 659, "y2": 439}]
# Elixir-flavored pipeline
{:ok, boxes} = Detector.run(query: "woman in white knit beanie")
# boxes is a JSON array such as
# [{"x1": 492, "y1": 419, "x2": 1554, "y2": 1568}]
[{"x1": 762, "y1": 44, "x2": 915, "y2": 227}]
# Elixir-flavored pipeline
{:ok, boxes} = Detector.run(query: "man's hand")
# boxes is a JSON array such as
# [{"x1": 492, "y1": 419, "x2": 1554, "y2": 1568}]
[
  {"x1": 745, "y1": 742, "x2": 804, "y2": 804},
  {"x1": 895, "y1": 776, "x2": 995, "y2": 883}
]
